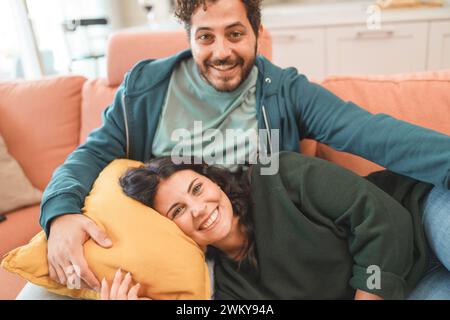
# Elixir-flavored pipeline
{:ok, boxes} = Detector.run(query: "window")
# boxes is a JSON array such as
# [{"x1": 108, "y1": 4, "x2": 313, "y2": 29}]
[
  {"x1": 26, "y1": 0, "x2": 112, "y2": 78},
  {"x1": 0, "y1": 0, "x2": 42, "y2": 80},
  {"x1": 0, "y1": 0, "x2": 114, "y2": 80}
]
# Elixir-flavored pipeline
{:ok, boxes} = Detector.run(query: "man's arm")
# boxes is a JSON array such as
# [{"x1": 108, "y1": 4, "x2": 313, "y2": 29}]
[
  {"x1": 40, "y1": 85, "x2": 128, "y2": 289},
  {"x1": 291, "y1": 73, "x2": 450, "y2": 189},
  {"x1": 40, "y1": 85, "x2": 128, "y2": 235}
]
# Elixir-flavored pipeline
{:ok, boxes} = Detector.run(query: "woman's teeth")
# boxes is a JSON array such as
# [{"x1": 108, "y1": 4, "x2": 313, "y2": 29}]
[{"x1": 200, "y1": 209, "x2": 219, "y2": 230}]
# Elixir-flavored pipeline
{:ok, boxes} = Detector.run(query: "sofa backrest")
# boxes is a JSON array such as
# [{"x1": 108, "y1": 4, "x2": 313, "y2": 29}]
[
  {"x1": 0, "y1": 76, "x2": 86, "y2": 191},
  {"x1": 320, "y1": 69, "x2": 450, "y2": 176}
]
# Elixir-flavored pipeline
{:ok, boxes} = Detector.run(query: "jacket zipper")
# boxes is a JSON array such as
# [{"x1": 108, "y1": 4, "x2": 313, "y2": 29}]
[
  {"x1": 121, "y1": 92, "x2": 130, "y2": 159},
  {"x1": 262, "y1": 104, "x2": 272, "y2": 155}
]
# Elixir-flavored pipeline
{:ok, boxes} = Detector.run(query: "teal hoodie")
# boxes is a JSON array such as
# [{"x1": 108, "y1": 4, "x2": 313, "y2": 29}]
[{"x1": 40, "y1": 49, "x2": 450, "y2": 236}]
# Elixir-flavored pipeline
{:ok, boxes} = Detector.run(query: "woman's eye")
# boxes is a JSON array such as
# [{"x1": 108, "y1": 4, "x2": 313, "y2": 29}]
[
  {"x1": 172, "y1": 206, "x2": 184, "y2": 219},
  {"x1": 193, "y1": 183, "x2": 202, "y2": 194}
]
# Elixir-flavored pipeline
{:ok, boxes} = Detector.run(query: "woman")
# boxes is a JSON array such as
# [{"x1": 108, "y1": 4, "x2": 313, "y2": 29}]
[{"x1": 101, "y1": 151, "x2": 450, "y2": 300}]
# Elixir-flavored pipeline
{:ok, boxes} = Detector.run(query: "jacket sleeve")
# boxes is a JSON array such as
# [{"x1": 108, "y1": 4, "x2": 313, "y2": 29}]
[
  {"x1": 289, "y1": 72, "x2": 450, "y2": 189},
  {"x1": 39, "y1": 85, "x2": 128, "y2": 237},
  {"x1": 283, "y1": 153, "x2": 418, "y2": 299}
]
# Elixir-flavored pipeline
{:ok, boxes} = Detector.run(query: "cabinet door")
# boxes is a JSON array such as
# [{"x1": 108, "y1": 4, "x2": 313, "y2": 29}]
[
  {"x1": 326, "y1": 22, "x2": 428, "y2": 75},
  {"x1": 427, "y1": 21, "x2": 450, "y2": 70},
  {"x1": 271, "y1": 28, "x2": 325, "y2": 81}
]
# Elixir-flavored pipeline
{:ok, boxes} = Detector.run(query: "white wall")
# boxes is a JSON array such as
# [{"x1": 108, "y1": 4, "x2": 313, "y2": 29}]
[{"x1": 119, "y1": 0, "x2": 148, "y2": 28}]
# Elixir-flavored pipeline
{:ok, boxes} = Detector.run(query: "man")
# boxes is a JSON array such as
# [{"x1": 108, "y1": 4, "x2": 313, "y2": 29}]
[{"x1": 34, "y1": 0, "x2": 450, "y2": 300}]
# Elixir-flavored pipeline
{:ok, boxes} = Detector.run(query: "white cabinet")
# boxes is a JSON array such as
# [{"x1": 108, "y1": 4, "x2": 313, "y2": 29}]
[
  {"x1": 427, "y1": 21, "x2": 450, "y2": 70},
  {"x1": 264, "y1": 2, "x2": 450, "y2": 80},
  {"x1": 271, "y1": 28, "x2": 325, "y2": 80},
  {"x1": 326, "y1": 22, "x2": 428, "y2": 75}
]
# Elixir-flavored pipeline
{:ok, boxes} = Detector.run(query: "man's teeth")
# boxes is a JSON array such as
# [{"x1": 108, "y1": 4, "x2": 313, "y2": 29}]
[
  {"x1": 213, "y1": 65, "x2": 236, "y2": 71},
  {"x1": 200, "y1": 209, "x2": 219, "y2": 230}
]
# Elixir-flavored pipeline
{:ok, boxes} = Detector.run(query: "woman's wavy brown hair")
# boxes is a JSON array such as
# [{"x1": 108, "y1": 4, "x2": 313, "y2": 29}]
[
  {"x1": 119, "y1": 156, "x2": 258, "y2": 270},
  {"x1": 174, "y1": 0, "x2": 262, "y2": 38}
]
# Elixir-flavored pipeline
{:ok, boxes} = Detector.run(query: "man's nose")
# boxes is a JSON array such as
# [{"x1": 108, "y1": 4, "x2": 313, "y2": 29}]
[{"x1": 212, "y1": 37, "x2": 232, "y2": 61}]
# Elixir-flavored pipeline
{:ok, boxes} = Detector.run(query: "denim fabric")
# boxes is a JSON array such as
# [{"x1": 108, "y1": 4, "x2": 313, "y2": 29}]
[{"x1": 408, "y1": 186, "x2": 450, "y2": 300}]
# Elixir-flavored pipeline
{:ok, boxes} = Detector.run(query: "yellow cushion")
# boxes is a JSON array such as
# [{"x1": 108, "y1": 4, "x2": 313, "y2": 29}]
[{"x1": 1, "y1": 159, "x2": 211, "y2": 300}]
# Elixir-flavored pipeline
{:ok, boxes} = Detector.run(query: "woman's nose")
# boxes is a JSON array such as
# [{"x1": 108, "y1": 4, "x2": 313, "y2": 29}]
[{"x1": 190, "y1": 203, "x2": 207, "y2": 218}]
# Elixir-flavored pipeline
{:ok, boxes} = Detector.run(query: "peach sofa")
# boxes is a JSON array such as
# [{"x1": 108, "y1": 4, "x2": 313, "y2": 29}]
[{"x1": 1, "y1": 28, "x2": 450, "y2": 300}]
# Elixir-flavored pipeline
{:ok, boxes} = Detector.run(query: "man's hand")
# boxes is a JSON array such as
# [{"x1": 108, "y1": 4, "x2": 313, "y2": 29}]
[{"x1": 47, "y1": 214, "x2": 113, "y2": 291}]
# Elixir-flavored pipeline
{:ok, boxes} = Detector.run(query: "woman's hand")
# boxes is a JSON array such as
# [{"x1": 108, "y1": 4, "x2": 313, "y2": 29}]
[{"x1": 100, "y1": 269, "x2": 151, "y2": 300}]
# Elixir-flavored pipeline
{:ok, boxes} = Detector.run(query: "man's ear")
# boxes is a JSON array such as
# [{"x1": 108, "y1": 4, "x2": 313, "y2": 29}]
[{"x1": 257, "y1": 24, "x2": 265, "y2": 48}]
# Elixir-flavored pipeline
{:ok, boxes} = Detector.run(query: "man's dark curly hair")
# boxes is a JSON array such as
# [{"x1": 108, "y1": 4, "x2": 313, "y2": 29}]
[{"x1": 175, "y1": 0, "x2": 262, "y2": 38}]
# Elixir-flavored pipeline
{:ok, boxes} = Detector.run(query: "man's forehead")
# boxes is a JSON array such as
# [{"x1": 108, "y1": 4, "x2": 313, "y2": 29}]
[{"x1": 190, "y1": 0, "x2": 249, "y2": 29}]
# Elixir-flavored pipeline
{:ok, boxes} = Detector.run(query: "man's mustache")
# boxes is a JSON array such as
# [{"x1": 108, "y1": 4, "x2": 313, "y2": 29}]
[{"x1": 207, "y1": 56, "x2": 244, "y2": 67}]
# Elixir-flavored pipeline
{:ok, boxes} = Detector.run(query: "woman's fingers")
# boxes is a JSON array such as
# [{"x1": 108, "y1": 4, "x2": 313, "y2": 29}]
[
  {"x1": 127, "y1": 283, "x2": 141, "y2": 300},
  {"x1": 100, "y1": 269, "x2": 151, "y2": 300},
  {"x1": 109, "y1": 269, "x2": 123, "y2": 300},
  {"x1": 117, "y1": 272, "x2": 132, "y2": 300},
  {"x1": 100, "y1": 277, "x2": 110, "y2": 300}
]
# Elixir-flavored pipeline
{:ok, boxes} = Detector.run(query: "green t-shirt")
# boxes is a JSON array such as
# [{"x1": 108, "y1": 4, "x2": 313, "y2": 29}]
[{"x1": 152, "y1": 58, "x2": 259, "y2": 171}]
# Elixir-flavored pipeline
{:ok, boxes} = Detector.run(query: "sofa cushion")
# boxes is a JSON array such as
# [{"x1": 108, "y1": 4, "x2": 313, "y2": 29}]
[
  {"x1": 319, "y1": 70, "x2": 450, "y2": 176},
  {"x1": 0, "y1": 205, "x2": 41, "y2": 257},
  {"x1": 0, "y1": 76, "x2": 86, "y2": 190},
  {"x1": 0, "y1": 133, "x2": 42, "y2": 214},
  {"x1": 80, "y1": 79, "x2": 118, "y2": 144}
]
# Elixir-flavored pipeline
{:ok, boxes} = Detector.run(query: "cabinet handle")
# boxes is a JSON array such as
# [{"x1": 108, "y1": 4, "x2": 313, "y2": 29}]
[
  {"x1": 275, "y1": 34, "x2": 302, "y2": 42},
  {"x1": 356, "y1": 30, "x2": 395, "y2": 39}
]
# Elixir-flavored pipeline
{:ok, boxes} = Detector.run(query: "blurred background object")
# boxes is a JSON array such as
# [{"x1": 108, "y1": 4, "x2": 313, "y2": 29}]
[
  {"x1": 62, "y1": 17, "x2": 110, "y2": 77},
  {"x1": 1, "y1": 0, "x2": 449, "y2": 81},
  {"x1": 376, "y1": 0, "x2": 444, "y2": 8}
]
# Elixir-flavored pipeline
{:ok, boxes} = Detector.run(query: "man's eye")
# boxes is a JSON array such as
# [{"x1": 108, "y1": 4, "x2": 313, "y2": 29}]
[
  {"x1": 193, "y1": 183, "x2": 202, "y2": 194},
  {"x1": 230, "y1": 31, "x2": 242, "y2": 38},
  {"x1": 199, "y1": 34, "x2": 212, "y2": 41}
]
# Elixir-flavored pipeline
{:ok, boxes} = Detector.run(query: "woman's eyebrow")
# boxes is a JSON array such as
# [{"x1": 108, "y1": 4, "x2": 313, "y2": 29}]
[
  {"x1": 187, "y1": 178, "x2": 198, "y2": 194},
  {"x1": 165, "y1": 178, "x2": 199, "y2": 216}
]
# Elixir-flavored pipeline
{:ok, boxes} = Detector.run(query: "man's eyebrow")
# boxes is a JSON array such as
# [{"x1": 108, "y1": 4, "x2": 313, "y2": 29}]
[
  {"x1": 165, "y1": 178, "x2": 198, "y2": 216},
  {"x1": 225, "y1": 22, "x2": 246, "y2": 30},
  {"x1": 195, "y1": 22, "x2": 246, "y2": 33}
]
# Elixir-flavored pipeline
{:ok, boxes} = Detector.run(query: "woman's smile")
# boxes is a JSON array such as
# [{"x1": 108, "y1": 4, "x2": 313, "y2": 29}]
[{"x1": 199, "y1": 207, "x2": 220, "y2": 231}]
